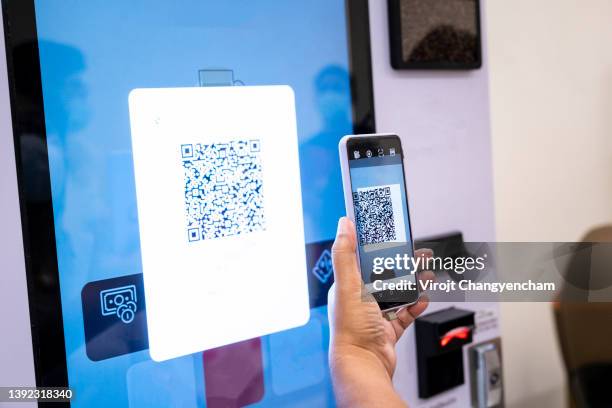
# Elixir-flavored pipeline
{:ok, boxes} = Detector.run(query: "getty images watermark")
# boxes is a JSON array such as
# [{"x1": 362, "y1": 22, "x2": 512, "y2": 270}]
[
  {"x1": 371, "y1": 253, "x2": 556, "y2": 294},
  {"x1": 365, "y1": 242, "x2": 612, "y2": 302},
  {"x1": 373, "y1": 253, "x2": 487, "y2": 275}
]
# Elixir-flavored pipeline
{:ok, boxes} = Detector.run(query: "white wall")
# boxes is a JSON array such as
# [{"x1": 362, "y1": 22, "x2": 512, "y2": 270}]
[
  {"x1": 488, "y1": 0, "x2": 612, "y2": 242},
  {"x1": 487, "y1": 0, "x2": 612, "y2": 407},
  {"x1": 0, "y1": 6, "x2": 37, "y2": 408},
  {"x1": 368, "y1": 1, "x2": 496, "y2": 242},
  {"x1": 369, "y1": 1, "x2": 501, "y2": 407}
]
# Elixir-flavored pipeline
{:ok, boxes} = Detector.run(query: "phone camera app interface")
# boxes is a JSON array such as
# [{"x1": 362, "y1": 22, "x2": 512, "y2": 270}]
[{"x1": 348, "y1": 138, "x2": 416, "y2": 295}]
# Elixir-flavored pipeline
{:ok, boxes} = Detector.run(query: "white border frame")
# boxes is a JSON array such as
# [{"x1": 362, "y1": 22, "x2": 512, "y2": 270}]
[{"x1": 0, "y1": 5, "x2": 37, "y2": 400}]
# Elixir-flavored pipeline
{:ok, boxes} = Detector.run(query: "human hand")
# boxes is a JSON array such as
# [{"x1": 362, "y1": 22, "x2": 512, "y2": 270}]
[{"x1": 328, "y1": 217, "x2": 433, "y2": 379}]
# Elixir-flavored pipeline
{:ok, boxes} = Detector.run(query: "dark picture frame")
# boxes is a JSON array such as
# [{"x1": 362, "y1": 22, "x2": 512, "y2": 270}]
[{"x1": 388, "y1": 0, "x2": 482, "y2": 70}]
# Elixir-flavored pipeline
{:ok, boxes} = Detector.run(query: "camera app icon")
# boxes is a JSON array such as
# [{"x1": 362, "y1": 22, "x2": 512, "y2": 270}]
[{"x1": 100, "y1": 285, "x2": 138, "y2": 324}]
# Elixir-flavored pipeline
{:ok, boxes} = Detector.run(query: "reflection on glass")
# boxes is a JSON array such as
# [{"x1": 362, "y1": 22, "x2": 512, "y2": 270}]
[
  {"x1": 31, "y1": 0, "x2": 353, "y2": 405},
  {"x1": 300, "y1": 65, "x2": 353, "y2": 242}
]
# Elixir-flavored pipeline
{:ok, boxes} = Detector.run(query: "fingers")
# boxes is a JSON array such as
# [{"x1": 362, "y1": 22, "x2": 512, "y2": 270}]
[
  {"x1": 415, "y1": 248, "x2": 433, "y2": 259},
  {"x1": 391, "y1": 251, "x2": 434, "y2": 333},
  {"x1": 331, "y1": 217, "x2": 362, "y2": 296},
  {"x1": 418, "y1": 270, "x2": 436, "y2": 284},
  {"x1": 393, "y1": 294, "x2": 429, "y2": 332},
  {"x1": 405, "y1": 294, "x2": 429, "y2": 320},
  {"x1": 389, "y1": 257, "x2": 432, "y2": 336},
  {"x1": 415, "y1": 248, "x2": 433, "y2": 272}
]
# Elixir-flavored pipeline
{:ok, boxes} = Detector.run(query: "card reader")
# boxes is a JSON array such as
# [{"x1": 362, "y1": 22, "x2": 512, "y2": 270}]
[{"x1": 470, "y1": 339, "x2": 504, "y2": 408}]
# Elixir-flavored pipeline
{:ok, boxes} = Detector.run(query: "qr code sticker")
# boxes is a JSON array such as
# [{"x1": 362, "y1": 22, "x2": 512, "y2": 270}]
[
  {"x1": 353, "y1": 187, "x2": 396, "y2": 246},
  {"x1": 181, "y1": 140, "x2": 265, "y2": 242}
]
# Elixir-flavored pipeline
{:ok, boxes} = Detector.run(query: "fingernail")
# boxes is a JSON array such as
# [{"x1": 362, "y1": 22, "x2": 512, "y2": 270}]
[{"x1": 337, "y1": 217, "x2": 348, "y2": 237}]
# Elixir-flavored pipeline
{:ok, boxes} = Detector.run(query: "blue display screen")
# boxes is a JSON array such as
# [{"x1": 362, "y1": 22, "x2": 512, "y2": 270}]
[{"x1": 33, "y1": 1, "x2": 353, "y2": 406}]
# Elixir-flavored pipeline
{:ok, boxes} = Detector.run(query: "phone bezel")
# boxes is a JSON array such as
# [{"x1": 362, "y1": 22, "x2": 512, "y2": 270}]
[{"x1": 340, "y1": 134, "x2": 420, "y2": 312}]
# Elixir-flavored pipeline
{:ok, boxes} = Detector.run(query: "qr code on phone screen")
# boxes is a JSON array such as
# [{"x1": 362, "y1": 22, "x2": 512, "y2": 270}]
[
  {"x1": 181, "y1": 140, "x2": 265, "y2": 242},
  {"x1": 353, "y1": 187, "x2": 396, "y2": 245}
]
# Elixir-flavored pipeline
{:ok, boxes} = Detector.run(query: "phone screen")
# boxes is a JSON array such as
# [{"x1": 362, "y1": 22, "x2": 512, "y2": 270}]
[{"x1": 347, "y1": 135, "x2": 419, "y2": 308}]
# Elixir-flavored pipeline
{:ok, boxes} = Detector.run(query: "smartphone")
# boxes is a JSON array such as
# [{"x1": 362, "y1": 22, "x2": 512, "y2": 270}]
[{"x1": 339, "y1": 134, "x2": 419, "y2": 312}]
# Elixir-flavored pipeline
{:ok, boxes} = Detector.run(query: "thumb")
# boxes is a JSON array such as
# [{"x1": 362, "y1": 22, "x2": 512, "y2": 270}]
[{"x1": 331, "y1": 217, "x2": 362, "y2": 295}]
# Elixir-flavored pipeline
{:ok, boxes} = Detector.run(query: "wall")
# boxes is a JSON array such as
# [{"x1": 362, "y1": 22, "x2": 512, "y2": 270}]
[
  {"x1": 0, "y1": 5, "x2": 37, "y2": 408},
  {"x1": 488, "y1": 0, "x2": 612, "y2": 242},
  {"x1": 368, "y1": 0, "x2": 496, "y2": 242},
  {"x1": 487, "y1": 0, "x2": 612, "y2": 407},
  {"x1": 368, "y1": 1, "x2": 501, "y2": 407}
]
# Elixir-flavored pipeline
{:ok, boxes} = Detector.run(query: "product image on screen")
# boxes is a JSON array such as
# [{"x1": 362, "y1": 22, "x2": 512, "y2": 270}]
[
  {"x1": 347, "y1": 137, "x2": 418, "y2": 303},
  {"x1": 388, "y1": 0, "x2": 482, "y2": 69}
]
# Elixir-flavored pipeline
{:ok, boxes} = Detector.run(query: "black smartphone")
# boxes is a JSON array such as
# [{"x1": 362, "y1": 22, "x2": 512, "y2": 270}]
[{"x1": 339, "y1": 134, "x2": 420, "y2": 312}]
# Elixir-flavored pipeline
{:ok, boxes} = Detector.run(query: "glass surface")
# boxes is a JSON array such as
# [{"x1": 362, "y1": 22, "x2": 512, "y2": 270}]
[
  {"x1": 348, "y1": 150, "x2": 416, "y2": 291},
  {"x1": 32, "y1": 0, "x2": 353, "y2": 406}
]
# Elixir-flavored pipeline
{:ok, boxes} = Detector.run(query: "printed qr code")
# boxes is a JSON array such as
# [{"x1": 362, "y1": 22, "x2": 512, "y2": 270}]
[
  {"x1": 181, "y1": 140, "x2": 265, "y2": 242},
  {"x1": 353, "y1": 187, "x2": 396, "y2": 246}
]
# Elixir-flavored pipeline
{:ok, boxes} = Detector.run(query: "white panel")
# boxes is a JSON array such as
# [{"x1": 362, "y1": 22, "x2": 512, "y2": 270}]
[
  {"x1": 369, "y1": 0, "x2": 496, "y2": 242},
  {"x1": 368, "y1": 1, "x2": 501, "y2": 407},
  {"x1": 129, "y1": 85, "x2": 310, "y2": 361},
  {"x1": 0, "y1": 5, "x2": 37, "y2": 408}
]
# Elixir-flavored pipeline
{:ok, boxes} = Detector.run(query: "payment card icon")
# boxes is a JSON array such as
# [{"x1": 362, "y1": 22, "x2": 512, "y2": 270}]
[
  {"x1": 82, "y1": 274, "x2": 148, "y2": 361},
  {"x1": 100, "y1": 285, "x2": 138, "y2": 324}
]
